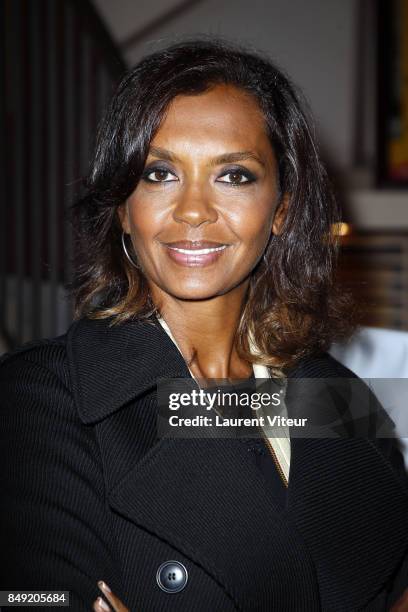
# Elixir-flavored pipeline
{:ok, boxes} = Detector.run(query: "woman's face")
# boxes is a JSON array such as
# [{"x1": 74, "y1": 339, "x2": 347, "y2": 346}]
[{"x1": 118, "y1": 83, "x2": 288, "y2": 302}]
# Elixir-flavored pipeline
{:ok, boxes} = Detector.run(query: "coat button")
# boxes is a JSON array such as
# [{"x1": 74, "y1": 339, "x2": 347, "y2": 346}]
[{"x1": 156, "y1": 560, "x2": 188, "y2": 593}]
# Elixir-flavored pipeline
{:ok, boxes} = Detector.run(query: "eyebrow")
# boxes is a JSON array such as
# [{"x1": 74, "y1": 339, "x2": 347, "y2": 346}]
[{"x1": 148, "y1": 146, "x2": 266, "y2": 168}]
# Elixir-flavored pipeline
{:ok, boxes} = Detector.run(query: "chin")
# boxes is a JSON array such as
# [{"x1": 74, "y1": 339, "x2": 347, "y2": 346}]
[{"x1": 159, "y1": 282, "x2": 228, "y2": 301}]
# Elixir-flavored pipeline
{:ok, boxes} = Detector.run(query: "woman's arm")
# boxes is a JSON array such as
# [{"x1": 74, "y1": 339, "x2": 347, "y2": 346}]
[{"x1": 0, "y1": 348, "x2": 124, "y2": 610}]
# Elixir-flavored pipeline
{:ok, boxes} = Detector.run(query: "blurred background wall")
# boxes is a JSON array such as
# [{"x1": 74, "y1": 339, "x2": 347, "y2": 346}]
[{"x1": 1, "y1": 0, "x2": 408, "y2": 351}]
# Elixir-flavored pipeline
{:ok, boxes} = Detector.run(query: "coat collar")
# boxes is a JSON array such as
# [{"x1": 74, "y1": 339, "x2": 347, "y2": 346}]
[{"x1": 66, "y1": 314, "x2": 193, "y2": 424}]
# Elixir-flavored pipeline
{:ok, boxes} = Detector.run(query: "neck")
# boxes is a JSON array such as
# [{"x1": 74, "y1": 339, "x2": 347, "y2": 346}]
[{"x1": 152, "y1": 283, "x2": 252, "y2": 381}]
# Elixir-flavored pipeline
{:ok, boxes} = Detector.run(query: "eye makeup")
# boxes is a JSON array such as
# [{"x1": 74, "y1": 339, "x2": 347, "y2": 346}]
[
  {"x1": 141, "y1": 164, "x2": 177, "y2": 183},
  {"x1": 141, "y1": 163, "x2": 258, "y2": 186},
  {"x1": 217, "y1": 165, "x2": 257, "y2": 186}
]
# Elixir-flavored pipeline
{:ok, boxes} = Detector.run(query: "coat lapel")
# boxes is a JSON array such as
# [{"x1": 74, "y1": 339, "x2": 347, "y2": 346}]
[{"x1": 67, "y1": 316, "x2": 408, "y2": 611}]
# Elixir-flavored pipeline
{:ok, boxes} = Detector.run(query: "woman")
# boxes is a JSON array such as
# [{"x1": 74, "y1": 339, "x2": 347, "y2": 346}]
[{"x1": 1, "y1": 38, "x2": 408, "y2": 612}]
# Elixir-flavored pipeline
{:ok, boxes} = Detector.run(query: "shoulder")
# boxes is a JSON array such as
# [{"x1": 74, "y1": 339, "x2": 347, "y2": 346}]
[
  {"x1": 286, "y1": 351, "x2": 359, "y2": 379},
  {"x1": 287, "y1": 351, "x2": 408, "y2": 482},
  {"x1": 0, "y1": 332, "x2": 70, "y2": 390},
  {"x1": 286, "y1": 351, "x2": 390, "y2": 427},
  {"x1": 0, "y1": 331, "x2": 78, "y2": 428},
  {"x1": 0, "y1": 316, "x2": 112, "y2": 393},
  {"x1": 0, "y1": 326, "x2": 106, "y2": 476}
]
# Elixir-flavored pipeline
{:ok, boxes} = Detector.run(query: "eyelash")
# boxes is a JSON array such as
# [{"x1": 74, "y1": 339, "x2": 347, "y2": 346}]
[{"x1": 141, "y1": 165, "x2": 256, "y2": 187}]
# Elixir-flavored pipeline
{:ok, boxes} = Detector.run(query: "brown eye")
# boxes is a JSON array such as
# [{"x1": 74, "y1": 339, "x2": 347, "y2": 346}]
[
  {"x1": 227, "y1": 172, "x2": 248, "y2": 184},
  {"x1": 217, "y1": 169, "x2": 255, "y2": 186},
  {"x1": 150, "y1": 170, "x2": 172, "y2": 182},
  {"x1": 142, "y1": 167, "x2": 178, "y2": 183}
]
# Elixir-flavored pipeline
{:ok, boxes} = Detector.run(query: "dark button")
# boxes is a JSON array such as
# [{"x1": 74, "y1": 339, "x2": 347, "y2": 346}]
[{"x1": 156, "y1": 560, "x2": 188, "y2": 593}]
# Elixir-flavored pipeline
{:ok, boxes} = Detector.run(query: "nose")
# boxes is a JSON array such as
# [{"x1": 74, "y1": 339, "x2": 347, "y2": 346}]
[{"x1": 172, "y1": 181, "x2": 218, "y2": 228}]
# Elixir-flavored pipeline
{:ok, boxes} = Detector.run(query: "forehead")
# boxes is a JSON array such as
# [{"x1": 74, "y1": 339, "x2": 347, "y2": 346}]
[{"x1": 151, "y1": 84, "x2": 272, "y2": 154}]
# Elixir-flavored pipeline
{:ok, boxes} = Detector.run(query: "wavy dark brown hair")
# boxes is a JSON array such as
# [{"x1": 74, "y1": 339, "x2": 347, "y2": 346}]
[{"x1": 67, "y1": 36, "x2": 358, "y2": 372}]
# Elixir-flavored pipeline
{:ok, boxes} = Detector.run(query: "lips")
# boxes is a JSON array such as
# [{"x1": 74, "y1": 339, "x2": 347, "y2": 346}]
[
  {"x1": 164, "y1": 240, "x2": 229, "y2": 250},
  {"x1": 162, "y1": 240, "x2": 230, "y2": 267}
]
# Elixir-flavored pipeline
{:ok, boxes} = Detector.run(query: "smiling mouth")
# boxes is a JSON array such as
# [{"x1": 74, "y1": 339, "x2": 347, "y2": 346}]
[
  {"x1": 161, "y1": 241, "x2": 231, "y2": 267},
  {"x1": 166, "y1": 245, "x2": 228, "y2": 255}
]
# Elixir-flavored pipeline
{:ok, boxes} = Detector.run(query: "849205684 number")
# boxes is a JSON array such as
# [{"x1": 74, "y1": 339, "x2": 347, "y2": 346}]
[{"x1": 0, "y1": 591, "x2": 70, "y2": 606}]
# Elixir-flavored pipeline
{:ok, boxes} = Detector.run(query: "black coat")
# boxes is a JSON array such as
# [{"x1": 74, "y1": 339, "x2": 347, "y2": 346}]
[{"x1": 1, "y1": 315, "x2": 408, "y2": 611}]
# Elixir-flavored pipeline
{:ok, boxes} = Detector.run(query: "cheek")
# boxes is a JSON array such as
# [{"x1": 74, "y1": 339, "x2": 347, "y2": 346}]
[
  {"x1": 245, "y1": 223, "x2": 273, "y2": 255},
  {"x1": 126, "y1": 200, "x2": 162, "y2": 242},
  {"x1": 231, "y1": 198, "x2": 276, "y2": 243},
  {"x1": 128, "y1": 180, "x2": 176, "y2": 213}
]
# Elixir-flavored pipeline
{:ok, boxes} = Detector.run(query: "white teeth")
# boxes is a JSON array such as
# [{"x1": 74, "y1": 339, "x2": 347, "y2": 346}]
[{"x1": 168, "y1": 245, "x2": 228, "y2": 255}]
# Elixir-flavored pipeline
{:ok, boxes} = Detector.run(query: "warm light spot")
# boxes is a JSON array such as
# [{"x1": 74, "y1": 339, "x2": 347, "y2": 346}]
[{"x1": 331, "y1": 222, "x2": 352, "y2": 236}]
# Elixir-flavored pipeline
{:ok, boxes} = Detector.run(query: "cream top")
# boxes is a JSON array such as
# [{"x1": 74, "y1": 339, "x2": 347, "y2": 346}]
[{"x1": 157, "y1": 316, "x2": 291, "y2": 482}]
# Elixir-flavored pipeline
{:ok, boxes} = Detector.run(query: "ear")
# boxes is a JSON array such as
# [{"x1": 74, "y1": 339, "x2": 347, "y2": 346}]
[
  {"x1": 272, "y1": 193, "x2": 290, "y2": 235},
  {"x1": 117, "y1": 201, "x2": 131, "y2": 234}
]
